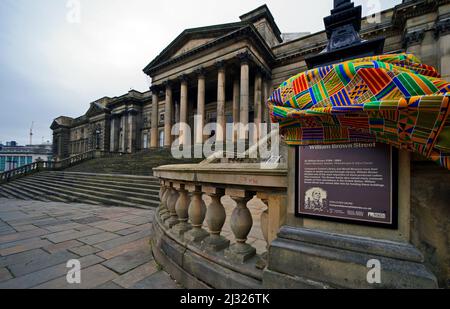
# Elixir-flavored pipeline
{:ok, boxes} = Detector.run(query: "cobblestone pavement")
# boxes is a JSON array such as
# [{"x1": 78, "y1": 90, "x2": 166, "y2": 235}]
[{"x1": 0, "y1": 198, "x2": 180, "y2": 289}]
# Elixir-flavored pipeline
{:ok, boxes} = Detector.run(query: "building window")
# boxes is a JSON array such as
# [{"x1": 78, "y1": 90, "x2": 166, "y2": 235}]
[
  {"x1": 143, "y1": 133, "x2": 149, "y2": 149},
  {"x1": 0, "y1": 156, "x2": 5, "y2": 172},
  {"x1": 160, "y1": 113, "x2": 165, "y2": 123},
  {"x1": 159, "y1": 131, "x2": 164, "y2": 148},
  {"x1": 27, "y1": 156, "x2": 32, "y2": 164}
]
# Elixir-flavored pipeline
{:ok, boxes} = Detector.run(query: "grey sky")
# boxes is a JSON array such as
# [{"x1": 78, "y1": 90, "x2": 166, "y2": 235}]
[{"x1": 0, "y1": 0, "x2": 400, "y2": 145}]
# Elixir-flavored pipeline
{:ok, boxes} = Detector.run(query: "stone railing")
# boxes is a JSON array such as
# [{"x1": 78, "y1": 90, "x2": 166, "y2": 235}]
[
  {"x1": 0, "y1": 161, "x2": 54, "y2": 183},
  {"x1": 152, "y1": 162, "x2": 287, "y2": 289},
  {"x1": 53, "y1": 149, "x2": 99, "y2": 170}
]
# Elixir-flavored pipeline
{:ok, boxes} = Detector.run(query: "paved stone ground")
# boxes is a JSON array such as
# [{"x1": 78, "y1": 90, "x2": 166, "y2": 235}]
[
  {"x1": 0, "y1": 198, "x2": 180, "y2": 289},
  {"x1": 0, "y1": 197, "x2": 267, "y2": 289}
]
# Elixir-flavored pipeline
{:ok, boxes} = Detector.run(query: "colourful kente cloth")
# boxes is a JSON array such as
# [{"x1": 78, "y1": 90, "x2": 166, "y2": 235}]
[{"x1": 268, "y1": 53, "x2": 450, "y2": 170}]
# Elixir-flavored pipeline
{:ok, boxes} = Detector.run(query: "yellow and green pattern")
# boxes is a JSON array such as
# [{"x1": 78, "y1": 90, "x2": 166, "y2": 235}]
[{"x1": 268, "y1": 53, "x2": 450, "y2": 170}]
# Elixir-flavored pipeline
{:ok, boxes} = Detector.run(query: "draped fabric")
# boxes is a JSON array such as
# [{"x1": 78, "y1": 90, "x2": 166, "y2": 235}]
[{"x1": 268, "y1": 53, "x2": 450, "y2": 170}]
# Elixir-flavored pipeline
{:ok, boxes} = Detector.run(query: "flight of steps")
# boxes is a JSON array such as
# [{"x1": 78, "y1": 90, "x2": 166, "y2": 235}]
[
  {"x1": 64, "y1": 148, "x2": 201, "y2": 176},
  {"x1": 0, "y1": 171, "x2": 161, "y2": 209}
]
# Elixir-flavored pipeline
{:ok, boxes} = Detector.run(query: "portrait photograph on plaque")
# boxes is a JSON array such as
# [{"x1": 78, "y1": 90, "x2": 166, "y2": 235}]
[{"x1": 295, "y1": 142, "x2": 398, "y2": 228}]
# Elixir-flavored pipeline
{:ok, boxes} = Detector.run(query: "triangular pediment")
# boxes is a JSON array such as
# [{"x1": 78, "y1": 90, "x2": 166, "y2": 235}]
[
  {"x1": 85, "y1": 102, "x2": 108, "y2": 117},
  {"x1": 144, "y1": 22, "x2": 245, "y2": 71}
]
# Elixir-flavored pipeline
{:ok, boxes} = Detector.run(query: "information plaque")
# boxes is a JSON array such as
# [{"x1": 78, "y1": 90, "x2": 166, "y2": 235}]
[{"x1": 295, "y1": 142, "x2": 398, "y2": 228}]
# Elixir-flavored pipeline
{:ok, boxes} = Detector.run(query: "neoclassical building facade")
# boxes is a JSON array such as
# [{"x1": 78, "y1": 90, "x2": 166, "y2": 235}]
[{"x1": 52, "y1": 1, "x2": 450, "y2": 160}]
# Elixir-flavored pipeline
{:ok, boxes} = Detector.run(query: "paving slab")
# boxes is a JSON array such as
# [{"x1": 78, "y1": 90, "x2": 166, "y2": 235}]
[
  {"x1": 0, "y1": 199, "x2": 179, "y2": 289},
  {"x1": 69, "y1": 245, "x2": 102, "y2": 257},
  {"x1": 102, "y1": 246, "x2": 153, "y2": 274},
  {"x1": 132, "y1": 271, "x2": 181, "y2": 289}
]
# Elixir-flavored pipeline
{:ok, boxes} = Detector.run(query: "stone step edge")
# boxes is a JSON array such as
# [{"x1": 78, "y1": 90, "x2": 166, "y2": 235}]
[
  {"x1": 47, "y1": 171, "x2": 158, "y2": 180},
  {"x1": 3, "y1": 181, "x2": 71, "y2": 203},
  {"x1": 23, "y1": 176, "x2": 160, "y2": 201},
  {"x1": 30, "y1": 174, "x2": 160, "y2": 191},
  {"x1": 14, "y1": 178, "x2": 153, "y2": 209}
]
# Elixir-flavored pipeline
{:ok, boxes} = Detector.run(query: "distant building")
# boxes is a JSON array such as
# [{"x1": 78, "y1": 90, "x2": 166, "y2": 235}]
[{"x1": 0, "y1": 143, "x2": 53, "y2": 172}]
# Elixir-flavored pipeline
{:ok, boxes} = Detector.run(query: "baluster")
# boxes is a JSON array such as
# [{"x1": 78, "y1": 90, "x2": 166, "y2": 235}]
[
  {"x1": 201, "y1": 186, "x2": 230, "y2": 252},
  {"x1": 159, "y1": 181, "x2": 170, "y2": 221},
  {"x1": 172, "y1": 183, "x2": 192, "y2": 236},
  {"x1": 224, "y1": 189, "x2": 256, "y2": 263},
  {"x1": 184, "y1": 185, "x2": 208, "y2": 243},
  {"x1": 165, "y1": 183, "x2": 179, "y2": 228}
]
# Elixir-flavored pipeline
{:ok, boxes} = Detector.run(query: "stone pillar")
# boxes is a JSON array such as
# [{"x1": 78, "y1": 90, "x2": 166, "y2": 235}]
[
  {"x1": 120, "y1": 114, "x2": 128, "y2": 153},
  {"x1": 263, "y1": 76, "x2": 272, "y2": 134},
  {"x1": 184, "y1": 185, "x2": 208, "y2": 243},
  {"x1": 238, "y1": 52, "x2": 251, "y2": 143},
  {"x1": 164, "y1": 81, "x2": 173, "y2": 148},
  {"x1": 224, "y1": 189, "x2": 256, "y2": 263},
  {"x1": 127, "y1": 110, "x2": 138, "y2": 153},
  {"x1": 150, "y1": 86, "x2": 160, "y2": 149},
  {"x1": 109, "y1": 116, "x2": 119, "y2": 152},
  {"x1": 216, "y1": 61, "x2": 226, "y2": 144},
  {"x1": 232, "y1": 78, "x2": 240, "y2": 142},
  {"x1": 254, "y1": 71, "x2": 263, "y2": 143},
  {"x1": 201, "y1": 187, "x2": 230, "y2": 252},
  {"x1": 436, "y1": 18, "x2": 450, "y2": 81},
  {"x1": 195, "y1": 69, "x2": 206, "y2": 146},
  {"x1": 179, "y1": 75, "x2": 189, "y2": 147}
]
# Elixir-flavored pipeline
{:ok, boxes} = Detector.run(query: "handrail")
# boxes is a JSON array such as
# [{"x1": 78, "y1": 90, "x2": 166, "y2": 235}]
[
  {"x1": 0, "y1": 161, "x2": 54, "y2": 183},
  {"x1": 59, "y1": 149, "x2": 97, "y2": 168},
  {"x1": 0, "y1": 149, "x2": 102, "y2": 183}
]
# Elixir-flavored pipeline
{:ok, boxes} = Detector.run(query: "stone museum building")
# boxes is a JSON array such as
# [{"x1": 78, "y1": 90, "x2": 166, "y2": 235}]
[{"x1": 52, "y1": 1, "x2": 450, "y2": 160}]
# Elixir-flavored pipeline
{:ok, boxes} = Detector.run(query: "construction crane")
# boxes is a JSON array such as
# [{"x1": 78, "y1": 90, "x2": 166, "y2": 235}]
[{"x1": 29, "y1": 121, "x2": 34, "y2": 146}]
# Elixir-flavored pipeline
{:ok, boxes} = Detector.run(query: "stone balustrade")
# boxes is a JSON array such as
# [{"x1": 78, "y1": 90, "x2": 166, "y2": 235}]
[{"x1": 152, "y1": 162, "x2": 287, "y2": 289}]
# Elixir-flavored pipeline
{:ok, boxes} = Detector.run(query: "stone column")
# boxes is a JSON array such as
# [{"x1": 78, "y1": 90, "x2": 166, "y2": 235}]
[
  {"x1": 127, "y1": 110, "x2": 138, "y2": 153},
  {"x1": 184, "y1": 185, "x2": 208, "y2": 243},
  {"x1": 263, "y1": 75, "x2": 272, "y2": 134},
  {"x1": 150, "y1": 85, "x2": 160, "y2": 149},
  {"x1": 109, "y1": 116, "x2": 118, "y2": 152},
  {"x1": 195, "y1": 69, "x2": 206, "y2": 146},
  {"x1": 254, "y1": 71, "x2": 263, "y2": 143},
  {"x1": 238, "y1": 52, "x2": 251, "y2": 143},
  {"x1": 201, "y1": 186, "x2": 230, "y2": 252},
  {"x1": 121, "y1": 114, "x2": 128, "y2": 153},
  {"x1": 232, "y1": 78, "x2": 240, "y2": 142},
  {"x1": 436, "y1": 18, "x2": 450, "y2": 81},
  {"x1": 179, "y1": 75, "x2": 189, "y2": 147},
  {"x1": 164, "y1": 81, "x2": 173, "y2": 148},
  {"x1": 216, "y1": 61, "x2": 226, "y2": 144},
  {"x1": 224, "y1": 188, "x2": 256, "y2": 263}
]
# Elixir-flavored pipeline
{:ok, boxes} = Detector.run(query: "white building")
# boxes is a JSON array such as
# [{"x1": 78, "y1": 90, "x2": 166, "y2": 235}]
[{"x1": 0, "y1": 142, "x2": 52, "y2": 172}]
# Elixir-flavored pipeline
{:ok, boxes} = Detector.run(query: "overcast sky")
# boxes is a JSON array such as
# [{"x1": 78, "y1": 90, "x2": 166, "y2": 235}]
[{"x1": 0, "y1": 0, "x2": 400, "y2": 145}]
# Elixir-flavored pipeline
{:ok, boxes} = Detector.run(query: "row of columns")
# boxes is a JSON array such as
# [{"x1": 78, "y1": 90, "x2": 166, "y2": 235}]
[
  {"x1": 109, "y1": 110, "x2": 138, "y2": 153},
  {"x1": 149, "y1": 51, "x2": 272, "y2": 149}
]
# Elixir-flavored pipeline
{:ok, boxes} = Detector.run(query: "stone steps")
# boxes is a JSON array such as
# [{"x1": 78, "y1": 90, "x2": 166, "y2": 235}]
[
  {"x1": 64, "y1": 149, "x2": 200, "y2": 175},
  {"x1": 0, "y1": 171, "x2": 160, "y2": 209},
  {"x1": 30, "y1": 174, "x2": 160, "y2": 195},
  {"x1": 21, "y1": 175, "x2": 160, "y2": 204},
  {"x1": 1, "y1": 182, "x2": 51, "y2": 202}
]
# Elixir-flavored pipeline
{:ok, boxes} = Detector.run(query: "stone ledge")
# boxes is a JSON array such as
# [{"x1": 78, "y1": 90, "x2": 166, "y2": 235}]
[
  {"x1": 267, "y1": 236, "x2": 438, "y2": 289},
  {"x1": 278, "y1": 226, "x2": 425, "y2": 263}
]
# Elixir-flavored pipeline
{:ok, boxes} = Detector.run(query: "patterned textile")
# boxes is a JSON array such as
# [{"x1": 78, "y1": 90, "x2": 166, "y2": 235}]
[{"x1": 268, "y1": 53, "x2": 450, "y2": 170}]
